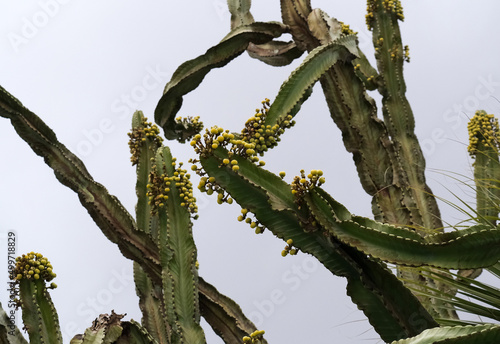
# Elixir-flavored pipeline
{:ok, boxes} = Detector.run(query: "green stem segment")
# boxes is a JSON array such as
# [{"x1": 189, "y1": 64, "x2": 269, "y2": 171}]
[
  {"x1": 130, "y1": 111, "x2": 205, "y2": 343},
  {"x1": 17, "y1": 279, "x2": 62, "y2": 344},
  {"x1": 468, "y1": 110, "x2": 500, "y2": 225},
  {"x1": 69, "y1": 312, "x2": 157, "y2": 344},
  {"x1": 0, "y1": 302, "x2": 28, "y2": 344},
  {"x1": 155, "y1": 147, "x2": 205, "y2": 344},
  {"x1": 367, "y1": 0, "x2": 442, "y2": 231}
]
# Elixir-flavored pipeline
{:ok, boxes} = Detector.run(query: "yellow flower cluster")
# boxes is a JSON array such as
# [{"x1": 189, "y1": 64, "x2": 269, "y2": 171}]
[
  {"x1": 189, "y1": 98, "x2": 296, "y2": 214},
  {"x1": 147, "y1": 158, "x2": 198, "y2": 217},
  {"x1": 196, "y1": 175, "x2": 233, "y2": 207},
  {"x1": 237, "y1": 98, "x2": 295, "y2": 157},
  {"x1": 382, "y1": 0, "x2": 404, "y2": 20},
  {"x1": 128, "y1": 117, "x2": 163, "y2": 166},
  {"x1": 467, "y1": 110, "x2": 500, "y2": 157},
  {"x1": 190, "y1": 126, "x2": 234, "y2": 156},
  {"x1": 339, "y1": 21, "x2": 357, "y2": 36},
  {"x1": 366, "y1": 0, "x2": 404, "y2": 30},
  {"x1": 291, "y1": 169, "x2": 326, "y2": 198},
  {"x1": 365, "y1": 1, "x2": 376, "y2": 30},
  {"x1": 174, "y1": 115, "x2": 204, "y2": 143},
  {"x1": 11, "y1": 252, "x2": 57, "y2": 288},
  {"x1": 192, "y1": 154, "x2": 234, "y2": 208},
  {"x1": 281, "y1": 239, "x2": 299, "y2": 257},
  {"x1": 237, "y1": 208, "x2": 265, "y2": 234},
  {"x1": 189, "y1": 99, "x2": 294, "y2": 164},
  {"x1": 242, "y1": 330, "x2": 265, "y2": 343}
]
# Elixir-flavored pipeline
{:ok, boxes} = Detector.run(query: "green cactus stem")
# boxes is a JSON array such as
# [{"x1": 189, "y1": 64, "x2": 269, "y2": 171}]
[
  {"x1": 133, "y1": 263, "x2": 169, "y2": 344},
  {"x1": 129, "y1": 112, "x2": 167, "y2": 344},
  {"x1": 10, "y1": 252, "x2": 61, "y2": 344},
  {"x1": 468, "y1": 110, "x2": 500, "y2": 225},
  {"x1": 302, "y1": 188, "x2": 500, "y2": 269},
  {"x1": 129, "y1": 111, "x2": 164, "y2": 237},
  {"x1": 198, "y1": 277, "x2": 269, "y2": 344},
  {"x1": 227, "y1": 0, "x2": 303, "y2": 66},
  {"x1": 0, "y1": 302, "x2": 28, "y2": 344},
  {"x1": 69, "y1": 311, "x2": 157, "y2": 344},
  {"x1": 129, "y1": 111, "x2": 205, "y2": 343},
  {"x1": 280, "y1": 0, "x2": 317, "y2": 51},
  {"x1": 367, "y1": 0, "x2": 441, "y2": 231},
  {"x1": 391, "y1": 323, "x2": 500, "y2": 344},
  {"x1": 152, "y1": 146, "x2": 205, "y2": 344},
  {"x1": 227, "y1": 0, "x2": 254, "y2": 29},
  {"x1": 154, "y1": 21, "x2": 289, "y2": 140}
]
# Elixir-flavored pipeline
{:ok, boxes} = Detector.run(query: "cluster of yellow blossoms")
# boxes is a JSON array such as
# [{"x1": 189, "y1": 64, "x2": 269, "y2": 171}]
[
  {"x1": 147, "y1": 158, "x2": 198, "y2": 218},
  {"x1": 190, "y1": 99, "x2": 294, "y2": 161},
  {"x1": 189, "y1": 99, "x2": 295, "y2": 208},
  {"x1": 242, "y1": 330, "x2": 265, "y2": 343},
  {"x1": 366, "y1": 0, "x2": 404, "y2": 31},
  {"x1": 291, "y1": 169, "x2": 326, "y2": 198},
  {"x1": 128, "y1": 115, "x2": 198, "y2": 217},
  {"x1": 237, "y1": 98, "x2": 295, "y2": 156},
  {"x1": 128, "y1": 117, "x2": 163, "y2": 166},
  {"x1": 382, "y1": 0, "x2": 404, "y2": 20},
  {"x1": 11, "y1": 252, "x2": 57, "y2": 288},
  {"x1": 237, "y1": 208, "x2": 265, "y2": 234},
  {"x1": 281, "y1": 239, "x2": 298, "y2": 257},
  {"x1": 339, "y1": 21, "x2": 357, "y2": 36},
  {"x1": 190, "y1": 126, "x2": 235, "y2": 156},
  {"x1": 468, "y1": 110, "x2": 500, "y2": 157}
]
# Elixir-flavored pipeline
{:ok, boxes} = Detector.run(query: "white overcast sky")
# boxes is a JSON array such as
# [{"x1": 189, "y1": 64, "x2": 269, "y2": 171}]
[{"x1": 1, "y1": 1, "x2": 500, "y2": 344}]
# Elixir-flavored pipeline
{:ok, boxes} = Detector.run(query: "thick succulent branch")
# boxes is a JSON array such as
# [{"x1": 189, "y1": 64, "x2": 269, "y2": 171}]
[
  {"x1": 367, "y1": 0, "x2": 442, "y2": 231},
  {"x1": 198, "y1": 277, "x2": 268, "y2": 344},
  {"x1": 69, "y1": 312, "x2": 157, "y2": 344},
  {"x1": 0, "y1": 302, "x2": 27, "y2": 344},
  {"x1": 468, "y1": 110, "x2": 500, "y2": 226},
  {"x1": 11, "y1": 252, "x2": 61, "y2": 344},
  {"x1": 154, "y1": 21, "x2": 290, "y2": 140}
]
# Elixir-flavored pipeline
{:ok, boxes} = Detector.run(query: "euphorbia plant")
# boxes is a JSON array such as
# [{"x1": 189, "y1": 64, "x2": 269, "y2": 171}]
[{"x1": 1, "y1": 1, "x2": 500, "y2": 343}]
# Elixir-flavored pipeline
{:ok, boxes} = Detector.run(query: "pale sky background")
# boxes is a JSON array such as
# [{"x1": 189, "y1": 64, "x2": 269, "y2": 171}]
[{"x1": 1, "y1": 1, "x2": 500, "y2": 343}]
